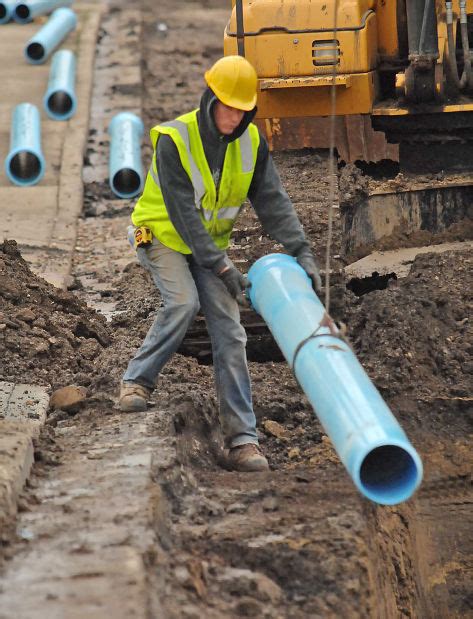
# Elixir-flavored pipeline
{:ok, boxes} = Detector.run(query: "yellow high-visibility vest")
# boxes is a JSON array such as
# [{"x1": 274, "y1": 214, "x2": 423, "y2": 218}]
[{"x1": 131, "y1": 109, "x2": 260, "y2": 253}]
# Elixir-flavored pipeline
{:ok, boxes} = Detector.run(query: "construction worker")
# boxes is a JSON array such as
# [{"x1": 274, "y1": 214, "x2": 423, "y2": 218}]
[{"x1": 120, "y1": 56, "x2": 321, "y2": 472}]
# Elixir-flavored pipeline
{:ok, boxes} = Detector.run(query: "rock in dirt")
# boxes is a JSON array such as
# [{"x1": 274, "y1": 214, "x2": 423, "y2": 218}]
[
  {"x1": 49, "y1": 386, "x2": 87, "y2": 411},
  {"x1": 226, "y1": 502, "x2": 248, "y2": 514},
  {"x1": 263, "y1": 419, "x2": 289, "y2": 439},
  {"x1": 216, "y1": 567, "x2": 283, "y2": 604},
  {"x1": 288, "y1": 447, "x2": 301, "y2": 460},
  {"x1": 233, "y1": 598, "x2": 262, "y2": 617},
  {"x1": 14, "y1": 308, "x2": 36, "y2": 323},
  {"x1": 175, "y1": 559, "x2": 207, "y2": 598}
]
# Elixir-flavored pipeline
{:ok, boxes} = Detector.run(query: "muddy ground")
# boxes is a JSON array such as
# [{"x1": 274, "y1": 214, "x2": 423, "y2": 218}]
[{"x1": 1, "y1": 0, "x2": 472, "y2": 617}]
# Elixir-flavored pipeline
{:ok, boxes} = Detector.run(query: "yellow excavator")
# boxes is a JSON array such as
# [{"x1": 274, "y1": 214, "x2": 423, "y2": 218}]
[
  {"x1": 223, "y1": 0, "x2": 473, "y2": 259},
  {"x1": 224, "y1": 0, "x2": 473, "y2": 171}
]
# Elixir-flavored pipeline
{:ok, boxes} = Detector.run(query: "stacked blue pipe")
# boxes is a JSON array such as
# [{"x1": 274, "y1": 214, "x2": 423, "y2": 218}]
[
  {"x1": 24, "y1": 6, "x2": 77, "y2": 64},
  {"x1": 108, "y1": 112, "x2": 144, "y2": 199},
  {"x1": 247, "y1": 254, "x2": 423, "y2": 505},
  {"x1": 14, "y1": 0, "x2": 73, "y2": 23},
  {"x1": 43, "y1": 49, "x2": 76, "y2": 120},
  {"x1": 5, "y1": 103, "x2": 45, "y2": 186},
  {"x1": 0, "y1": 0, "x2": 15, "y2": 23}
]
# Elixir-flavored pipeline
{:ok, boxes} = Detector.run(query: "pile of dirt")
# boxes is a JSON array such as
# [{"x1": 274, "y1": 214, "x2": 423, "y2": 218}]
[
  {"x1": 0, "y1": 240, "x2": 111, "y2": 389},
  {"x1": 346, "y1": 249, "x2": 472, "y2": 400}
]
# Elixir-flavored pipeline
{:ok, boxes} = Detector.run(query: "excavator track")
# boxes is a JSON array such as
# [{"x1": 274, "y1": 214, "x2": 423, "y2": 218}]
[
  {"x1": 372, "y1": 105, "x2": 473, "y2": 173},
  {"x1": 178, "y1": 307, "x2": 284, "y2": 364}
]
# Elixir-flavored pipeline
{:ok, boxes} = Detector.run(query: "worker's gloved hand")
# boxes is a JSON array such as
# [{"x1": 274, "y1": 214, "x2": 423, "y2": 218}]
[
  {"x1": 218, "y1": 264, "x2": 249, "y2": 307},
  {"x1": 296, "y1": 250, "x2": 322, "y2": 295}
]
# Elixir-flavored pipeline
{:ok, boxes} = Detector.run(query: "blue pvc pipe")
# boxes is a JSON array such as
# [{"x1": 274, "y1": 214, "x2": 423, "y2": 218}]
[
  {"x1": 108, "y1": 112, "x2": 144, "y2": 199},
  {"x1": 0, "y1": 0, "x2": 15, "y2": 23},
  {"x1": 43, "y1": 49, "x2": 76, "y2": 120},
  {"x1": 14, "y1": 0, "x2": 73, "y2": 23},
  {"x1": 247, "y1": 254, "x2": 423, "y2": 505},
  {"x1": 5, "y1": 103, "x2": 45, "y2": 186},
  {"x1": 24, "y1": 7, "x2": 77, "y2": 64}
]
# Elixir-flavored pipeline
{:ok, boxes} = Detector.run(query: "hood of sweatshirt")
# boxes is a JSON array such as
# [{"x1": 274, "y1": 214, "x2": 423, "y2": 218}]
[{"x1": 197, "y1": 87, "x2": 257, "y2": 146}]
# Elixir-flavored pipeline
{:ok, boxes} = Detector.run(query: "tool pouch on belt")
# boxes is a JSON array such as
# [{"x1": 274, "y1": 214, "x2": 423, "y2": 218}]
[{"x1": 133, "y1": 226, "x2": 153, "y2": 249}]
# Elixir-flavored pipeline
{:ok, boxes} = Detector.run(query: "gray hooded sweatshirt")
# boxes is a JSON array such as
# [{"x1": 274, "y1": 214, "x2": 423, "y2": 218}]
[{"x1": 155, "y1": 88, "x2": 311, "y2": 274}]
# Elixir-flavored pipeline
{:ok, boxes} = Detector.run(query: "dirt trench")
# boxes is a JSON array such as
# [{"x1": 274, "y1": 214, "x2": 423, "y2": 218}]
[{"x1": 0, "y1": 0, "x2": 472, "y2": 617}]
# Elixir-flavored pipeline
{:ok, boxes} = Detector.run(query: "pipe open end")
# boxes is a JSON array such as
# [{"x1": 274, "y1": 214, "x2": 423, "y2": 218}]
[
  {"x1": 112, "y1": 168, "x2": 141, "y2": 198},
  {"x1": 47, "y1": 91, "x2": 74, "y2": 119},
  {"x1": 0, "y1": 5, "x2": 7, "y2": 20},
  {"x1": 9, "y1": 151, "x2": 43, "y2": 185},
  {"x1": 26, "y1": 42, "x2": 45, "y2": 62},
  {"x1": 15, "y1": 4, "x2": 30, "y2": 21},
  {"x1": 359, "y1": 445, "x2": 421, "y2": 505}
]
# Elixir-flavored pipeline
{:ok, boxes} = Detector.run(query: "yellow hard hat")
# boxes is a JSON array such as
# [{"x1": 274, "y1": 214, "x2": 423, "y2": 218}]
[{"x1": 205, "y1": 55, "x2": 257, "y2": 111}]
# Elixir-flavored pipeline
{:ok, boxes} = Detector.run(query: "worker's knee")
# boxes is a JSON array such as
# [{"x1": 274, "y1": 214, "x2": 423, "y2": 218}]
[
  {"x1": 232, "y1": 322, "x2": 247, "y2": 346},
  {"x1": 168, "y1": 291, "x2": 200, "y2": 322},
  {"x1": 215, "y1": 317, "x2": 247, "y2": 347}
]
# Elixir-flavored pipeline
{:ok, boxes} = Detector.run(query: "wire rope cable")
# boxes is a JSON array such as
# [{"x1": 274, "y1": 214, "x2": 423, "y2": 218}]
[{"x1": 324, "y1": 0, "x2": 340, "y2": 313}]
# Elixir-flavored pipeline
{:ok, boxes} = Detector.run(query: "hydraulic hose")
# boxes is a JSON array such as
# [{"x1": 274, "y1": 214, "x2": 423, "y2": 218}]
[
  {"x1": 460, "y1": 1, "x2": 473, "y2": 90},
  {"x1": 445, "y1": 0, "x2": 473, "y2": 92}
]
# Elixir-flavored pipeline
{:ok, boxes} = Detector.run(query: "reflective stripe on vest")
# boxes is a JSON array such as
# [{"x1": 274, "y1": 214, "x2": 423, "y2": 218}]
[
  {"x1": 238, "y1": 129, "x2": 254, "y2": 173},
  {"x1": 148, "y1": 120, "x2": 254, "y2": 223},
  {"x1": 148, "y1": 120, "x2": 207, "y2": 218},
  {"x1": 217, "y1": 206, "x2": 241, "y2": 220}
]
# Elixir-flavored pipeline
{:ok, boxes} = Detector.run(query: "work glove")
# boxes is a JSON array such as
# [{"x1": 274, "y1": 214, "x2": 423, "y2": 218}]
[
  {"x1": 218, "y1": 264, "x2": 249, "y2": 307},
  {"x1": 296, "y1": 250, "x2": 322, "y2": 295}
]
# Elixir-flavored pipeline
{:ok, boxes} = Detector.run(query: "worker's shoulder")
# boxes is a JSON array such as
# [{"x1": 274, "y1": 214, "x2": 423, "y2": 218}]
[{"x1": 156, "y1": 132, "x2": 179, "y2": 159}]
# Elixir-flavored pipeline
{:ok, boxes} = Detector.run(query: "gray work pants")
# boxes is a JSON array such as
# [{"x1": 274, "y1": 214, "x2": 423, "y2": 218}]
[{"x1": 123, "y1": 231, "x2": 258, "y2": 448}]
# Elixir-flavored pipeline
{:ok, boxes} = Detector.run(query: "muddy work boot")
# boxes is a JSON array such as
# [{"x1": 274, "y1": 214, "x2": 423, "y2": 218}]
[
  {"x1": 119, "y1": 382, "x2": 151, "y2": 412},
  {"x1": 227, "y1": 443, "x2": 269, "y2": 472}
]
